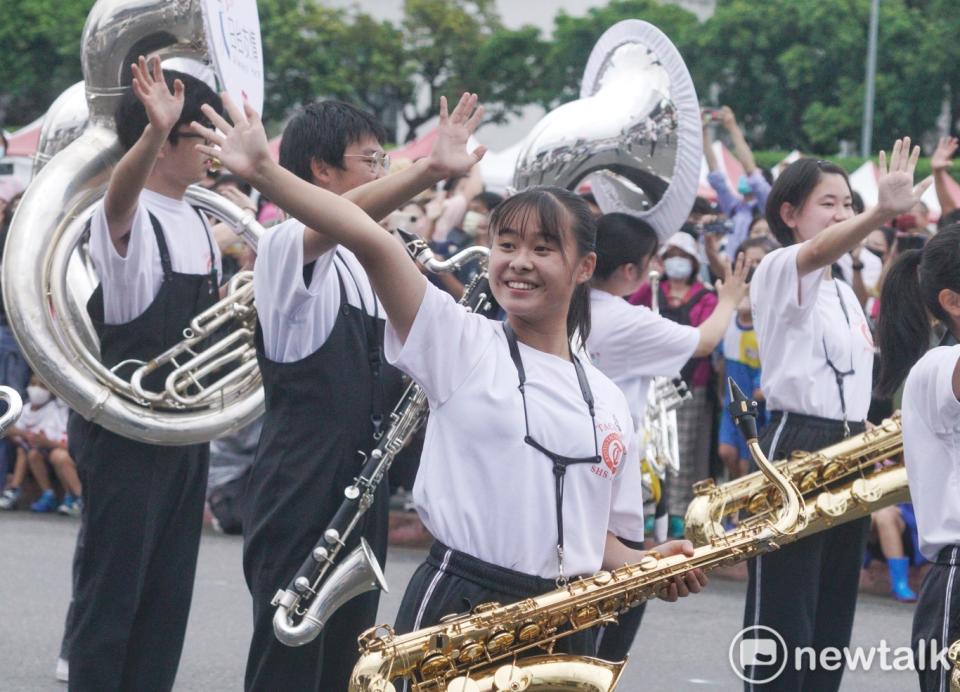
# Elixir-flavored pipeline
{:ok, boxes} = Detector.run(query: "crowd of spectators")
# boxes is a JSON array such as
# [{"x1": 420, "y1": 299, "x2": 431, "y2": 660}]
[{"x1": 1, "y1": 104, "x2": 952, "y2": 605}]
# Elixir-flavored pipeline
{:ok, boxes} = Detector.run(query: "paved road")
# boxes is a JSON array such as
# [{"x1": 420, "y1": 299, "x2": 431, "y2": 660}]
[{"x1": 2, "y1": 513, "x2": 923, "y2": 691}]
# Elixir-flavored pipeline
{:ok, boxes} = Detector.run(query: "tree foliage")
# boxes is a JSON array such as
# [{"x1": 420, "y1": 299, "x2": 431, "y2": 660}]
[{"x1": 0, "y1": 0, "x2": 87, "y2": 129}]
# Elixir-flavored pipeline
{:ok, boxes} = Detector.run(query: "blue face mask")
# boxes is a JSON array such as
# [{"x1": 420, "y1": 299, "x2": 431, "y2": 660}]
[
  {"x1": 737, "y1": 176, "x2": 753, "y2": 195},
  {"x1": 663, "y1": 256, "x2": 694, "y2": 281}
]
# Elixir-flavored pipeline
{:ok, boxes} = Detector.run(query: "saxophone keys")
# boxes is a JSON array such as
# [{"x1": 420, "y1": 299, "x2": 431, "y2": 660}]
[
  {"x1": 592, "y1": 570, "x2": 613, "y2": 585},
  {"x1": 486, "y1": 629, "x2": 516, "y2": 653},
  {"x1": 821, "y1": 460, "x2": 846, "y2": 482},
  {"x1": 798, "y1": 470, "x2": 819, "y2": 494},
  {"x1": 493, "y1": 664, "x2": 533, "y2": 691},
  {"x1": 517, "y1": 622, "x2": 542, "y2": 642},
  {"x1": 851, "y1": 478, "x2": 882, "y2": 503},
  {"x1": 815, "y1": 492, "x2": 847, "y2": 518},
  {"x1": 419, "y1": 652, "x2": 452, "y2": 678},
  {"x1": 458, "y1": 640, "x2": 485, "y2": 663},
  {"x1": 638, "y1": 553, "x2": 660, "y2": 570}
]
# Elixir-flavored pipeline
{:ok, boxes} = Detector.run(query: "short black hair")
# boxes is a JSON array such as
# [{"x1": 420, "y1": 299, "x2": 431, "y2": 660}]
[
  {"x1": 938, "y1": 208, "x2": 960, "y2": 230},
  {"x1": 279, "y1": 100, "x2": 386, "y2": 183},
  {"x1": 736, "y1": 236, "x2": 779, "y2": 257},
  {"x1": 765, "y1": 158, "x2": 852, "y2": 247},
  {"x1": 851, "y1": 190, "x2": 865, "y2": 215},
  {"x1": 594, "y1": 213, "x2": 659, "y2": 280},
  {"x1": 471, "y1": 191, "x2": 503, "y2": 212},
  {"x1": 114, "y1": 70, "x2": 222, "y2": 152}
]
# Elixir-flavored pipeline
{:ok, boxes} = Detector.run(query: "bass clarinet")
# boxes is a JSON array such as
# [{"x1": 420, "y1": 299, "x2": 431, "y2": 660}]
[{"x1": 272, "y1": 229, "x2": 492, "y2": 647}]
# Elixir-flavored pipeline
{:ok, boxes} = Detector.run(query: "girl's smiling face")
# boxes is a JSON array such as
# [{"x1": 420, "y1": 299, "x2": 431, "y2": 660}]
[
  {"x1": 488, "y1": 203, "x2": 595, "y2": 332},
  {"x1": 783, "y1": 172, "x2": 855, "y2": 243}
]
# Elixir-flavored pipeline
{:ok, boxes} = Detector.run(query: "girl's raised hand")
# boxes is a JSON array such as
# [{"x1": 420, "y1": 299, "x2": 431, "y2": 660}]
[
  {"x1": 876, "y1": 137, "x2": 932, "y2": 219},
  {"x1": 190, "y1": 93, "x2": 271, "y2": 183},
  {"x1": 716, "y1": 251, "x2": 750, "y2": 305}
]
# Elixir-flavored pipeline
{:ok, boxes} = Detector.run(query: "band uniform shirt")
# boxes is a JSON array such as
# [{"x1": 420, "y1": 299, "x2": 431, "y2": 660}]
[
  {"x1": 89, "y1": 188, "x2": 222, "y2": 325},
  {"x1": 902, "y1": 345, "x2": 960, "y2": 561},
  {"x1": 385, "y1": 281, "x2": 644, "y2": 579},
  {"x1": 254, "y1": 219, "x2": 381, "y2": 363},
  {"x1": 17, "y1": 397, "x2": 69, "y2": 446},
  {"x1": 751, "y1": 243, "x2": 874, "y2": 421},
  {"x1": 587, "y1": 288, "x2": 699, "y2": 432}
]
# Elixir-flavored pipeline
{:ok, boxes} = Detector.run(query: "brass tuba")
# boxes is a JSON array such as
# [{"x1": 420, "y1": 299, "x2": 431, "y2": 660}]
[
  {"x1": 513, "y1": 20, "x2": 702, "y2": 242},
  {"x1": 3, "y1": 0, "x2": 265, "y2": 445},
  {"x1": 0, "y1": 387, "x2": 23, "y2": 436}
]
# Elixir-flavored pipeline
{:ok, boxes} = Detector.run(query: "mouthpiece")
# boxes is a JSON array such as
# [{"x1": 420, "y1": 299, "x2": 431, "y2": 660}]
[{"x1": 727, "y1": 378, "x2": 759, "y2": 443}]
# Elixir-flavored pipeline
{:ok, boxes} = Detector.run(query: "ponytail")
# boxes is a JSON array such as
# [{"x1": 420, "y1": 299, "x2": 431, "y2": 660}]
[
  {"x1": 568, "y1": 283, "x2": 591, "y2": 352},
  {"x1": 876, "y1": 224, "x2": 960, "y2": 397},
  {"x1": 875, "y1": 250, "x2": 925, "y2": 397}
]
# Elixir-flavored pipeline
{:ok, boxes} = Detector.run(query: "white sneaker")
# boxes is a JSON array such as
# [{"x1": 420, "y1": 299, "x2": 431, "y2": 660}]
[{"x1": 55, "y1": 657, "x2": 68, "y2": 683}]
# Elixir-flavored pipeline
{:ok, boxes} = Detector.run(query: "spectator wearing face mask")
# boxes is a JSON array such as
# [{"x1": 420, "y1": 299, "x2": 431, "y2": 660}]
[
  {"x1": 0, "y1": 375, "x2": 79, "y2": 514},
  {"x1": 629, "y1": 231, "x2": 719, "y2": 537}
]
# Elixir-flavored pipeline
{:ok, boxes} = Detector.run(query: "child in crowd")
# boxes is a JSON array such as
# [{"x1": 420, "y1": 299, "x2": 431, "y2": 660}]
[
  {"x1": 715, "y1": 237, "x2": 777, "y2": 479},
  {"x1": 0, "y1": 374, "x2": 79, "y2": 514}
]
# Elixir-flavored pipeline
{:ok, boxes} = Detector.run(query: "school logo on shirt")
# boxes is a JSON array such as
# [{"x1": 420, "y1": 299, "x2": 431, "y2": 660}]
[{"x1": 600, "y1": 431, "x2": 625, "y2": 477}]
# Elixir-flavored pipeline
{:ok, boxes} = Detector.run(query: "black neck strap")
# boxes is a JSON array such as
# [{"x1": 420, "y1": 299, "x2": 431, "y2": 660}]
[
  {"x1": 823, "y1": 279, "x2": 855, "y2": 437},
  {"x1": 503, "y1": 322, "x2": 600, "y2": 584}
]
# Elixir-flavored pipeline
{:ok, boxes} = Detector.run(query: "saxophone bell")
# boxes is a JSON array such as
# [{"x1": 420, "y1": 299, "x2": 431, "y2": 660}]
[{"x1": 273, "y1": 538, "x2": 387, "y2": 647}]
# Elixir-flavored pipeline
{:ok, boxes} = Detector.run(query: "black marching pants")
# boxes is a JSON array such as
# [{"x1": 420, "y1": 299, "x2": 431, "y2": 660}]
[
  {"x1": 68, "y1": 426, "x2": 208, "y2": 692},
  {"x1": 912, "y1": 546, "x2": 960, "y2": 692},
  {"x1": 742, "y1": 411, "x2": 868, "y2": 692}
]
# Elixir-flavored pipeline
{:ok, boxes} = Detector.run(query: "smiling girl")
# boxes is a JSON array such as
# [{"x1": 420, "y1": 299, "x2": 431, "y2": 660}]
[
  {"x1": 193, "y1": 94, "x2": 706, "y2": 659},
  {"x1": 743, "y1": 142, "x2": 929, "y2": 692}
]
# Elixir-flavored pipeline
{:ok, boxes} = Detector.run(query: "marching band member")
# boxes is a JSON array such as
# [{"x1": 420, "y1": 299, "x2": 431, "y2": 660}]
[
  {"x1": 744, "y1": 140, "x2": 929, "y2": 692},
  {"x1": 191, "y1": 94, "x2": 707, "y2": 673},
  {"x1": 242, "y1": 98, "x2": 487, "y2": 691},
  {"x1": 586, "y1": 212, "x2": 748, "y2": 661},
  {"x1": 876, "y1": 225, "x2": 960, "y2": 692},
  {"x1": 70, "y1": 58, "x2": 223, "y2": 691}
]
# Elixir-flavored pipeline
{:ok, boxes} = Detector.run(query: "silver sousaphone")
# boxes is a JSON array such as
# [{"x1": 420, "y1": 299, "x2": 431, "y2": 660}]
[
  {"x1": 3, "y1": 0, "x2": 266, "y2": 445},
  {"x1": 514, "y1": 19, "x2": 702, "y2": 241}
]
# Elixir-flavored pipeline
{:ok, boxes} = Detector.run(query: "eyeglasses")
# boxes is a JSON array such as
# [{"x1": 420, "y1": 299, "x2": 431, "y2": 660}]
[{"x1": 343, "y1": 152, "x2": 391, "y2": 172}]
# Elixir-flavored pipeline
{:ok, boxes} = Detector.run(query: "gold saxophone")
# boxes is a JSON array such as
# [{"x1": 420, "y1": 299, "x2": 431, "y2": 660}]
[
  {"x1": 951, "y1": 640, "x2": 960, "y2": 692},
  {"x1": 684, "y1": 415, "x2": 907, "y2": 546},
  {"x1": 349, "y1": 382, "x2": 804, "y2": 692}
]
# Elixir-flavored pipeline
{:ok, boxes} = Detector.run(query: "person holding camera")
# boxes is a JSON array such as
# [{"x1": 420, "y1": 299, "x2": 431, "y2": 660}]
[{"x1": 703, "y1": 106, "x2": 771, "y2": 261}]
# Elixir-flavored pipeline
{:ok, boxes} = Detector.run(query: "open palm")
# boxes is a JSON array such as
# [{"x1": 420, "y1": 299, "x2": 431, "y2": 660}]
[
  {"x1": 192, "y1": 94, "x2": 271, "y2": 182},
  {"x1": 131, "y1": 56, "x2": 184, "y2": 132},
  {"x1": 877, "y1": 137, "x2": 931, "y2": 217},
  {"x1": 429, "y1": 93, "x2": 487, "y2": 176}
]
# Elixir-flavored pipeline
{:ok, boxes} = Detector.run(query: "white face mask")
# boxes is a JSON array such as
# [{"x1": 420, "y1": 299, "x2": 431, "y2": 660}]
[
  {"x1": 27, "y1": 386, "x2": 51, "y2": 407},
  {"x1": 461, "y1": 210, "x2": 487, "y2": 237},
  {"x1": 663, "y1": 256, "x2": 694, "y2": 281}
]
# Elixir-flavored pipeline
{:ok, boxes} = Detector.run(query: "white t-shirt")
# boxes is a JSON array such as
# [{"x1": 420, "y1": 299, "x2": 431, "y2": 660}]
[
  {"x1": 89, "y1": 189, "x2": 222, "y2": 325},
  {"x1": 18, "y1": 398, "x2": 69, "y2": 445},
  {"x1": 385, "y1": 282, "x2": 644, "y2": 579},
  {"x1": 902, "y1": 345, "x2": 960, "y2": 561},
  {"x1": 836, "y1": 250, "x2": 883, "y2": 293},
  {"x1": 751, "y1": 244, "x2": 874, "y2": 421},
  {"x1": 587, "y1": 288, "x2": 700, "y2": 430},
  {"x1": 254, "y1": 219, "x2": 381, "y2": 363}
]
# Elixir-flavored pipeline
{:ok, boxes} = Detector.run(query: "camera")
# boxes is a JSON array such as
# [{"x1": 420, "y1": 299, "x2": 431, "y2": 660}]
[
  {"x1": 703, "y1": 219, "x2": 734, "y2": 235},
  {"x1": 701, "y1": 107, "x2": 722, "y2": 123}
]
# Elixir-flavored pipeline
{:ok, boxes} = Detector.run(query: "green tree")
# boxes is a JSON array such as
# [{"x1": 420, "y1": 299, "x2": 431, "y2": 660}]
[
  {"x1": 258, "y1": 0, "x2": 411, "y2": 140},
  {"x1": 697, "y1": 0, "x2": 944, "y2": 154},
  {"x1": 0, "y1": 0, "x2": 87, "y2": 129}
]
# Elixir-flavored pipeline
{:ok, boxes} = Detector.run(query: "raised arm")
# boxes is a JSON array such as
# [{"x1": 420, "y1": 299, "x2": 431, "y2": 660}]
[
  {"x1": 691, "y1": 253, "x2": 749, "y2": 357},
  {"x1": 796, "y1": 138, "x2": 931, "y2": 277},
  {"x1": 302, "y1": 94, "x2": 487, "y2": 263},
  {"x1": 931, "y1": 136, "x2": 958, "y2": 217},
  {"x1": 720, "y1": 106, "x2": 757, "y2": 174},
  {"x1": 104, "y1": 56, "x2": 184, "y2": 254},
  {"x1": 194, "y1": 95, "x2": 485, "y2": 343}
]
